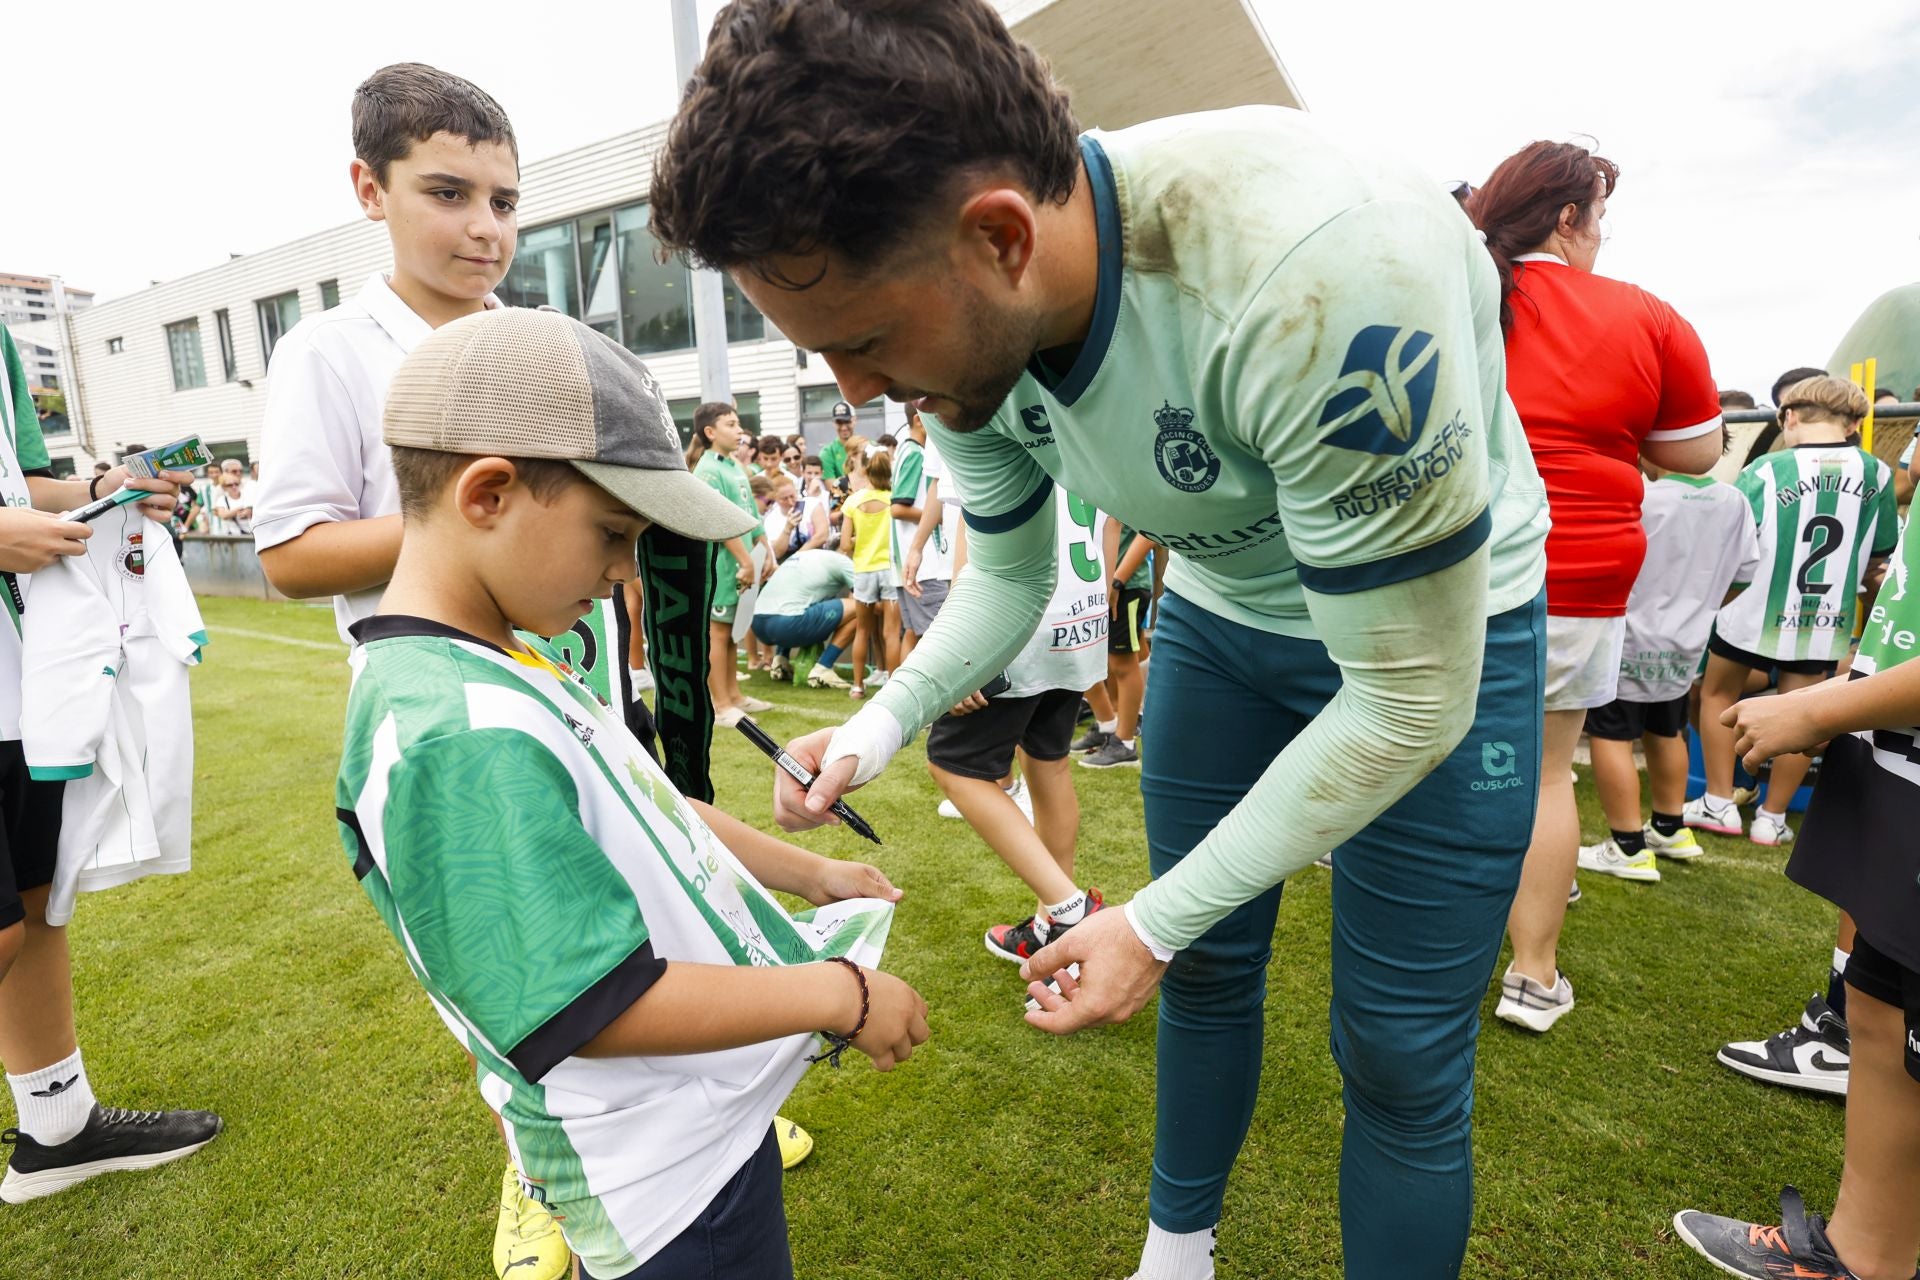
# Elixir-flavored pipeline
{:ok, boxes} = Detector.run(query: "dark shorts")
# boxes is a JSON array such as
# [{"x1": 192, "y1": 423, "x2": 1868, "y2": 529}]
[
  {"x1": 591, "y1": 1126, "x2": 791, "y2": 1280},
  {"x1": 1845, "y1": 933, "x2": 1920, "y2": 1085},
  {"x1": 898, "y1": 578, "x2": 949, "y2": 635},
  {"x1": 1584, "y1": 693, "x2": 1689, "y2": 741},
  {"x1": 926, "y1": 687, "x2": 1081, "y2": 781},
  {"x1": 1109, "y1": 587, "x2": 1151, "y2": 655},
  {"x1": 751, "y1": 600, "x2": 843, "y2": 649},
  {"x1": 1708, "y1": 630, "x2": 1837, "y2": 678},
  {"x1": 0, "y1": 740, "x2": 63, "y2": 932}
]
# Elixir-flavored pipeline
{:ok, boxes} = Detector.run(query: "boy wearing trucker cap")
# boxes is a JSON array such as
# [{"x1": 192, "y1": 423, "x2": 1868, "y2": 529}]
[{"x1": 336, "y1": 308, "x2": 926, "y2": 1280}]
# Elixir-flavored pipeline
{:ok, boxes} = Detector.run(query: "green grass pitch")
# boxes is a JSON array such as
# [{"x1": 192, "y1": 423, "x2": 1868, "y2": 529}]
[{"x1": 2, "y1": 596, "x2": 1840, "y2": 1277}]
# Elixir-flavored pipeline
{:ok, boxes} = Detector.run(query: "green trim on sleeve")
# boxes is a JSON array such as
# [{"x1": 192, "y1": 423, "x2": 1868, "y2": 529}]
[{"x1": 28, "y1": 763, "x2": 94, "y2": 781}]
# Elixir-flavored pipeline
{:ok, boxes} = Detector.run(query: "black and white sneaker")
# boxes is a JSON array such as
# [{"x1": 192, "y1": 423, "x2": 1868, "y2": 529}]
[
  {"x1": 1715, "y1": 994, "x2": 1849, "y2": 1096},
  {"x1": 1, "y1": 1104, "x2": 223, "y2": 1202}
]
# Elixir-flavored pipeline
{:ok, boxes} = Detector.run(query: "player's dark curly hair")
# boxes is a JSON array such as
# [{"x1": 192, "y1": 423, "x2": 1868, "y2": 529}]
[{"x1": 649, "y1": 0, "x2": 1081, "y2": 287}]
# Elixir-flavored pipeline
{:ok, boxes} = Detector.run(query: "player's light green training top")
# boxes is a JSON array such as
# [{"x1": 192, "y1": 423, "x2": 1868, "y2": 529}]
[
  {"x1": 861, "y1": 106, "x2": 1550, "y2": 948},
  {"x1": 1715, "y1": 444, "x2": 1897, "y2": 663}
]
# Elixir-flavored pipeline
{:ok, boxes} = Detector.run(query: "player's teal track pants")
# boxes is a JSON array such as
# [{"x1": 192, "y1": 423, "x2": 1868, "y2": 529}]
[{"x1": 1141, "y1": 589, "x2": 1545, "y2": 1280}]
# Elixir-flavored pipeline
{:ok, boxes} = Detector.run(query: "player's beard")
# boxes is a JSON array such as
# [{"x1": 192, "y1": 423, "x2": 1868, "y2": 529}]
[{"x1": 922, "y1": 283, "x2": 1044, "y2": 434}]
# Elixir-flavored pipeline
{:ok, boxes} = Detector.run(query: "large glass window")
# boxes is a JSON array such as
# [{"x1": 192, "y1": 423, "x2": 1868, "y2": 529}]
[
  {"x1": 255, "y1": 292, "x2": 301, "y2": 364},
  {"x1": 497, "y1": 222, "x2": 579, "y2": 315},
  {"x1": 165, "y1": 318, "x2": 207, "y2": 391},
  {"x1": 722, "y1": 277, "x2": 765, "y2": 343},
  {"x1": 615, "y1": 204, "x2": 691, "y2": 354},
  {"x1": 578, "y1": 213, "x2": 620, "y2": 343},
  {"x1": 503, "y1": 202, "x2": 767, "y2": 353},
  {"x1": 669, "y1": 392, "x2": 763, "y2": 447},
  {"x1": 214, "y1": 308, "x2": 238, "y2": 381}
]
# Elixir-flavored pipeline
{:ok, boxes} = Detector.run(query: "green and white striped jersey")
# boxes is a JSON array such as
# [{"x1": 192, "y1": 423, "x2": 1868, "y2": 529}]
[
  {"x1": 335, "y1": 616, "x2": 891, "y2": 1277},
  {"x1": 1715, "y1": 444, "x2": 1898, "y2": 663}
]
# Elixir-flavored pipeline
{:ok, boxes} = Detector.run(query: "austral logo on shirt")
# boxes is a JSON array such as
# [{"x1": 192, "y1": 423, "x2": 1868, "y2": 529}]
[
  {"x1": 1151, "y1": 403, "x2": 1220, "y2": 493},
  {"x1": 1020, "y1": 405, "x2": 1053, "y2": 435},
  {"x1": 1317, "y1": 326, "x2": 1439, "y2": 457}
]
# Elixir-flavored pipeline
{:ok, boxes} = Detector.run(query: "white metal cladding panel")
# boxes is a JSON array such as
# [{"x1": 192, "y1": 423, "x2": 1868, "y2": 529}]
[
  {"x1": 57, "y1": 217, "x2": 390, "y2": 462},
  {"x1": 643, "y1": 340, "x2": 805, "y2": 436},
  {"x1": 514, "y1": 124, "x2": 666, "y2": 228}
]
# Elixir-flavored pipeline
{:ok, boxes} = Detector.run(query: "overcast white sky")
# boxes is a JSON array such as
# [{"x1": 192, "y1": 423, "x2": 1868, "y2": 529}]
[{"x1": 15, "y1": 0, "x2": 1919, "y2": 398}]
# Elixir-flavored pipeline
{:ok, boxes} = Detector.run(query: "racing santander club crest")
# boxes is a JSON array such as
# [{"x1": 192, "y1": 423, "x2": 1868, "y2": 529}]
[
  {"x1": 1152, "y1": 402, "x2": 1219, "y2": 493},
  {"x1": 117, "y1": 532, "x2": 146, "y2": 581}
]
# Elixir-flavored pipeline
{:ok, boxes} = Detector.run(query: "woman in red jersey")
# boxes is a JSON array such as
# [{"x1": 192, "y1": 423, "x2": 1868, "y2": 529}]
[{"x1": 1469, "y1": 143, "x2": 1724, "y2": 1032}]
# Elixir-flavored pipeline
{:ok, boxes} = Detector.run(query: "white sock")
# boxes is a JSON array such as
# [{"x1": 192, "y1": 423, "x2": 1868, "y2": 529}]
[
  {"x1": 1137, "y1": 1222, "x2": 1216, "y2": 1280},
  {"x1": 1833, "y1": 946, "x2": 1851, "y2": 977},
  {"x1": 1097, "y1": 718, "x2": 1118, "y2": 734},
  {"x1": 1702, "y1": 792, "x2": 1733, "y2": 811},
  {"x1": 1046, "y1": 890, "x2": 1089, "y2": 927},
  {"x1": 1119, "y1": 736, "x2": 1136, "y2": 750},
  {"x1": 8, "y1": 1048, "x2": 97, "y2": 1145}
]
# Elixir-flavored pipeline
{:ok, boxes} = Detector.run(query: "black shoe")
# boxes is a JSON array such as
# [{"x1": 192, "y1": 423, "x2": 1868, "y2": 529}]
[
  {"x1": 1, "y1": 1104, "x2": 223, "y2": 1203},
  {"x1": 1715, "y1": 994, "x2": 1849, "y2": 1096},
  {"x1": 1070, "y1": 726, "x2": 1110, "y2": 753},
  {"x1": 1673, "y1": 1186, "x2": 1866, "y2": 1279}
]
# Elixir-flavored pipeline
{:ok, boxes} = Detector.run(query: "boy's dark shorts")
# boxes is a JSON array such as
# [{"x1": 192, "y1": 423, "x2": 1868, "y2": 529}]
[
  {"x1": 593, "y1": 1126, "x2": 790, "y2": 1280},
  {"x1": 1708, "y1": 630, "x2": 1836, "y2": 678},
  {"x1": 1584, "y1": 693, "x2": 1688, "y2": 741},
  {"x1": 926, "y1": 687, "x2": 1081, "y2": 781},
  {"x1": 0, "y1": 740, "x2": 63, "y2": 932},
  {"x1": 1109, "y1": 587, "x2": 1151, "y2": 655},
  {"x1": 1844, "y1": 933, "x2": 1920, "y2": 1085}
]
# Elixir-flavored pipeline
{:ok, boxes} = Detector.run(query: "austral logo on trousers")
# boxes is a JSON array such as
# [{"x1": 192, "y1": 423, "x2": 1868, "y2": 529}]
[
  {"x1": 1152, "y1": 403, "x2": 1220, "y2": 493},
  {"x1": 1318, "y1": 326, "x2": 1440, "y2": 456},
  {"x1": 1473, "y1": 740, "x2": 1526, "y2": 792}
]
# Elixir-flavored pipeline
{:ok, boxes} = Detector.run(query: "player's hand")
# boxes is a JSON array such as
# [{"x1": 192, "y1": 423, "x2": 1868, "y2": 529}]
[
  {"x1": 806, "y1": 857, "x2": 902, "y2": 907},
  {"x1": 0, "y1": 507, "x2": 91, "y2": 572},
  {"x1": 903, "y1": 546, "x2": 923, "y2": 597},
  {"x1": 99, "y1": 466, "x2": 191, "y2": 522},
  {"x1": 846, "y1": 967, "x2": 929, "y2": 1072},
  {"x1": 1723, "y1": 693, "x2": 1829, "y2": 771},
  {"x1": 772, "y1": 726, "x2": 857, "y2": 831},
  {"x1": 947, "y1": 691, "x2": 988, "y2": 717},
  {"x1": 735, "y1": 564, "x2": 754, "y2": 587},
  {"x1": 1021, "y1": 905, "x2": 1169, "y2": 1035}
]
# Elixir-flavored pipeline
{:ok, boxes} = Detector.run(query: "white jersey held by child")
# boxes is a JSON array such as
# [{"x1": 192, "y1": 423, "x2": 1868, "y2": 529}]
[{"x1": 21, "y1": 505, "x2": 206, "y2": 925}]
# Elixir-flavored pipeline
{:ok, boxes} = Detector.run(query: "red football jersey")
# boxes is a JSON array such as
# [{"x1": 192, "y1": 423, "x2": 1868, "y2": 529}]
[{"x1": 1503, "y1": 256, "x2": 1721, "y2": 616}]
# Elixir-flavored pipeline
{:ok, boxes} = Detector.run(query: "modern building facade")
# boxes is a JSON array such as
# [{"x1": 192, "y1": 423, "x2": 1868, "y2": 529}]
[
  {"x1": 33, "y1": 0, "x2": 1297, "y2": 475},
  {"x1": 1, "y1": 273, "x2": 93, "y2": 391}
]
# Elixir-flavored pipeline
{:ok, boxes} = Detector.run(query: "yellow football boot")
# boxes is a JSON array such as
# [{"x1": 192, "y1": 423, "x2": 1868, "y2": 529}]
[
  {"x1": 775, "y1": 1116, "x2": 814, "y2": 1170},
  {"x1": 495, "y1": 1163, "x2": 572, "y2": 1280}
]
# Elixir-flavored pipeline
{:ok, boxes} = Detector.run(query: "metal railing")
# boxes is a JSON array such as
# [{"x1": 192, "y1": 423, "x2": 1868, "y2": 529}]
[{"x1": 1722, "y1": 403, "x2": 1920, "y2": 424}]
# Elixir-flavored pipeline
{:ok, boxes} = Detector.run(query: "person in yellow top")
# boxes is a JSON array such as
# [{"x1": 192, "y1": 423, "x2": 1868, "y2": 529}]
[{"x1": 843, "y1": 452, "x2": 898, "y2": 699}]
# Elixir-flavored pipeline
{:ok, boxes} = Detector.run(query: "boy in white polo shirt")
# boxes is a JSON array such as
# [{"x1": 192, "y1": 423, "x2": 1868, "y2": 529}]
[{"x1": 250, "y1": 63, "x2": 626, "y2": 1280}]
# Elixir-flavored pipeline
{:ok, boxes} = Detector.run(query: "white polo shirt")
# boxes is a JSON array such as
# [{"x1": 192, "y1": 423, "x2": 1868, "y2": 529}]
[{"x1": 252, "y1": 274, "x2": 497, "y2": 643}]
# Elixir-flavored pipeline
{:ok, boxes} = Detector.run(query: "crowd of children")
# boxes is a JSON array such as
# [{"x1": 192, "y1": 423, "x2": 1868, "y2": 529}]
[{"x1": 1, "y1": 38, "x2": 1917, "y2": 1280}]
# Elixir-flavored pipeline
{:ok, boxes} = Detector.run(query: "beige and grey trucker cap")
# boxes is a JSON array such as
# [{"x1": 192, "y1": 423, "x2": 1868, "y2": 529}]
[{"x1": 382, "y1": 308, "x2": 756, "y2": 542}]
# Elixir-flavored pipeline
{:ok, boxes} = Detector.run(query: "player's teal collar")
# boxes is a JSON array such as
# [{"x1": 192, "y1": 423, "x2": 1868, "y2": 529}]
[{"x1": 1028, "y1": 136, "x2": 1122, "y2": 407}]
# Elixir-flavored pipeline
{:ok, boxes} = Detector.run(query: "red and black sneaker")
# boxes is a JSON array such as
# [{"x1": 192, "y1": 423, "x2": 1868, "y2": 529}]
[
  {"x1": 1673, "y1": 1186, "x2": 1891, "y2": 1279},
  {"x1": 982, "y1": 890, "x2": 1104, "y2": 964}
]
